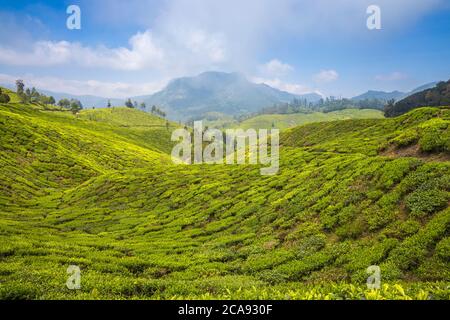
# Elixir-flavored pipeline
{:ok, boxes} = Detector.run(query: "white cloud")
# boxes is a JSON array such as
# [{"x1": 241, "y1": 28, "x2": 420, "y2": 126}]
[
  {"x1": 0, "y1": 0, "x2": 445, "y2": 97},
  {"x1": 252, "y1": 77, "x2": 318, "y2": 96},
  {"x1": 375, "y1": 71, "x2": 407, "y2": 81},
  {"x1": 313, "y1": 70, "x2": 339, "y2": 83},
  {"x1": 0, "y1": 30, "x2": 165, "y2": 71},
  {"x1": 0, "y1": 73, "x2": 167, "y2": 98},
  {"x1": 259, "y1": 59, "x2": 294, "y2": 77}
]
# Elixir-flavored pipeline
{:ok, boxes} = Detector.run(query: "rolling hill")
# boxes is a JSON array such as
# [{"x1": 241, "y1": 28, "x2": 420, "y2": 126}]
[
  {"x1": 208, "y1": 109, "x2": 384, "y2": 130},
  {"x1": 0, "y1": 89, "x2": 449, "y2": 299}
]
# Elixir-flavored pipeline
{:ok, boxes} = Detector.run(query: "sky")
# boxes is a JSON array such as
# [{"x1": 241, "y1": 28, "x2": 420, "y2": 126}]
[{"x1": 0, "y1": 0, "x2": 449, "y2": 98}]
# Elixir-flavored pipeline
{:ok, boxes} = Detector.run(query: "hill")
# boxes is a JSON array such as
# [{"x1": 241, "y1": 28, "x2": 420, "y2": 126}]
[
  {"x1": 230, "y1": 109, "x2": 384, "y2": 130},
  {"x1": 142, "y1": 71, "x2": 322, "y2": 120},
  {"x1": 0, "y1": 91, "x2": 449, "y2": 299},
  {"x1": 385, "y1": 80, "x2": 450, "y2": 117}
]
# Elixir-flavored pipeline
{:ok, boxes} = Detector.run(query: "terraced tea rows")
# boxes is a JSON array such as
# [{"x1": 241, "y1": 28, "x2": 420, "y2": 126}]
[{"x1": 0, "y1": 98, "x2": 449, "y2": 299}]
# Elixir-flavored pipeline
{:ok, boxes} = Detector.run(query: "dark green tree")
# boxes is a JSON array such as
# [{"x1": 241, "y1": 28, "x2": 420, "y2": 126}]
[
  {"x1": 58, "y1": 99, "x2": 71, "y2": 108},
  {"x1": 125, "y1": 98, "x2": 134, "y2": 108},
  {"x1": 15, "y1": 80, "x2": 24, "y2": 96},
  {"x1": 70, "y1": 99, "x2": 83, "y2": 114},
  {"x1": 0, "y1": 88, "x2": 11, "y2": 103}
]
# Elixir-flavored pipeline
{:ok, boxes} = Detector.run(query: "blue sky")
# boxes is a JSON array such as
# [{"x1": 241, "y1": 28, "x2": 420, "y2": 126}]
[{"x1": 0, "y1": 0, "x2": 449, "y2": 98}]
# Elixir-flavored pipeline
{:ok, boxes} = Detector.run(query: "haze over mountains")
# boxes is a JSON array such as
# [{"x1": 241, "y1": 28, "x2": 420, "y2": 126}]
[{"x1": 1, "y1": 73, "x2": 440, "y2": 121}]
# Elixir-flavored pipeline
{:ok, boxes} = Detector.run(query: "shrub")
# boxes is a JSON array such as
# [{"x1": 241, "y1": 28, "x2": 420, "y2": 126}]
[
  {"x1": 383, "y1": 220, "x2": 421, "y2": 239},
  {"x1": 0, "y1": 93, "x2": 11, "y2": 103},
  {"x1": 435, "y1": 237, "x2": 450, "y2": 262},
  {"x1": 418, "y1": 119, "x2": 449, "y2": 152},
  {"x1": 389, "y1": 128, "x2": 419, "y2": 148},
  {"x1": 405, "y1": 189, "x2": 448, "y2": 217}
]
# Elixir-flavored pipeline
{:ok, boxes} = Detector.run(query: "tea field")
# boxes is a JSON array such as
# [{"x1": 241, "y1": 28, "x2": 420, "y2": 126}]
[{"x1": 0, "y1": 92, "x2": 449, "y2": 299}]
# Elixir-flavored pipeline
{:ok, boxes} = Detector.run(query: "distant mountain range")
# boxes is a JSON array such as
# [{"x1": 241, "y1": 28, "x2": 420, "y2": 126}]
[
  {"x1": 2, "y1": 75, "x2": 441, "y2": 120},
  {"x1": 351, "y1": 82, "x2": 438, "y2": 102}
]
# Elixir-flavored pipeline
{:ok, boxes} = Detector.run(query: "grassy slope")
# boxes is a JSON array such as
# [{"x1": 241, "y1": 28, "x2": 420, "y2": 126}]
[
  {"x1": 205, "y1": 109, "x2": 384, "y2": 130},
  {"x1": 0, "y1": 95, "x2": 449, "y2": 299},
  {"x1": 238, "y1": 109, "x2": 384, "y2": 130}
]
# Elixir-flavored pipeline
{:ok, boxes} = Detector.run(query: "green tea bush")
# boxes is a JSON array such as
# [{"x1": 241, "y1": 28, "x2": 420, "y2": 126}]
[
  {"x1": 405, "y1": 189, "x2": 448, "y2": 217},
  {"x1": 435, "y1": 237, "x2": 450, "y2": 262},
  {"x1": 418, "y1": 119, "x2": 449, "y2": 152}
]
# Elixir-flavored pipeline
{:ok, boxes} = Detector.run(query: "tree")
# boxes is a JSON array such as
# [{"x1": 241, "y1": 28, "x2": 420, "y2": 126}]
[
  {"x1": 151, "y1": 105, "x2": 156, "y2": 114},
  {"x1": 125, "y1": 98, "x2": 134, "y2": 108},
  {"x1": 384, "y1": 99, "x2": 396, "y2": 117},
  {"x1": 31, "y1": 87, "x2": 39, "y2": 98},
  {"x1": 0, "y1": 88, "x2": 10, "y2": 103},
  {"x1": 133, "y1": 101, "x2": 138, "y2": 109},
  {"x1": 107, "y1": 100, "x2": 112, "y2": 108},
  {"x1": 15, "y1": 80, "x2": 24, "y2": 96},
  {"x1": 70, "y1": 99, "x2": 83, "y2": 114},
  {"x1": 48, "y1": 96, "x2": 56, "y2": 105},
  {"x1": 166, "y1": 120, "x2": 170, "y2": 130},
  {"x1": 140, "y1": 102, "x2": 146, "y2": 111},
  {"x1": 58, "y1": 99, "x2": 71, "y2": 108}
]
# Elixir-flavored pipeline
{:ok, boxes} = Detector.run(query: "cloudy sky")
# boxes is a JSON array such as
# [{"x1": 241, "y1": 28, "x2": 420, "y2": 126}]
[{"x1": 0, "y1": 0, "x2": 449, "y2": 98}]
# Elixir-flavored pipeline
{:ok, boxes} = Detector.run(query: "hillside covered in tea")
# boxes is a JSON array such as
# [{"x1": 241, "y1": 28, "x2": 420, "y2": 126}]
[{"x1": 0, "y1": 89, "x2": 449, "y2": 299}]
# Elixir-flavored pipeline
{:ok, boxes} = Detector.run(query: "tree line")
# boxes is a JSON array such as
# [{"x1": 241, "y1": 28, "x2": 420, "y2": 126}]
[
  {"x1": 15, "y1": 80, "x2": 56, "y2": 105},
  {"x1": 0, "y1": 80, "x2": 83, "y2": 114},
  {"x1": 384, "y1": 80, "x2": 450, "y2": 117},
  {"x1": 122, "y1": 99, "x2": 167, "y2": 117},
  {"x1": 256, "y1": 96, "x2": 386, "y2": 116}
]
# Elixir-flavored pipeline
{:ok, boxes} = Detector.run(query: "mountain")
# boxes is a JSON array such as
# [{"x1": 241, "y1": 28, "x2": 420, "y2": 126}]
[
  {"x1": 352, "y1": 90, "x2": 405, "y2": 102},
  {"x1": 352, "y1": 82, "x2": 438, "y2": 102},
  {"x1": 408, "y1": 81, "x2": 438, "y2": 95},
  {"x1": 385, "y1": 79, "x2": 450, "y2": 117},
  {"x1": 141, "y1": 71, "x2": 322, "y2": 120}
]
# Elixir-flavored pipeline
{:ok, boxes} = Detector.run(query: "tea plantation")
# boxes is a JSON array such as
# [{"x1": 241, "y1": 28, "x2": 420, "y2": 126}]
[{"x1": 0, "y1": 91, "x2": 449, "y2": 299}]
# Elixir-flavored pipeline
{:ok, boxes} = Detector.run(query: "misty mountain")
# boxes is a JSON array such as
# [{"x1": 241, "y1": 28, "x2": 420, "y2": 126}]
[
  {"x1": 140, "y1": 72, "x2": 322, "y2": 120},
  {"x1": 352, "y1": 82, "x2": 438, "y2": 102},
  {"x1": 351, "y1": 90, "x2": 405, "y2": 102},
  {"x1": 407, "y1": 82, "x2": 438, "y2": 95}
]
